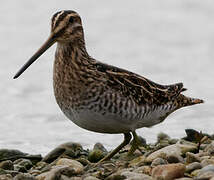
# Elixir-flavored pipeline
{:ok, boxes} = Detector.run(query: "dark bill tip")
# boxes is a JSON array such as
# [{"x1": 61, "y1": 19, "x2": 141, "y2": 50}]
[{"x1": 13, "y1": 35, "x2": 56, "y2": 79}]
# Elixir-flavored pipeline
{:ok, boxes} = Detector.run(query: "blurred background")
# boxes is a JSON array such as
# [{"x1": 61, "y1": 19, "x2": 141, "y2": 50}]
[{"x1": 0, "y1": 0, "x2": 213, "y2": 155}]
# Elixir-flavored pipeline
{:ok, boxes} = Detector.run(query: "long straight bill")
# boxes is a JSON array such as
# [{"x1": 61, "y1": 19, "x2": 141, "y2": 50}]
[{"x1": 13, "y1": 34, "x2": 56, "y2": 79}]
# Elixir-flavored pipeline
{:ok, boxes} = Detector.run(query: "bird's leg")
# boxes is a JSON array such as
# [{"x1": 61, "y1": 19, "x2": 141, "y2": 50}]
[
  {"x1": 98, "y1": 132, "x2": 132, "y2": 163},
  {"x1": 128, "y1": 131, "x2": 143, "y2": 156}
]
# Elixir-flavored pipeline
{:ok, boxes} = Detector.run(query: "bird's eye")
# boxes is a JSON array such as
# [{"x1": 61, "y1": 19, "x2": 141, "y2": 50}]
[{"x1": 69, "y1": 17, "x2": 74, "y2": 23}]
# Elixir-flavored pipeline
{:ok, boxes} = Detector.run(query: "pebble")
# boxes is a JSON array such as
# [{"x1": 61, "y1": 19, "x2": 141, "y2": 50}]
[
  {"x1": 146, "y1": 143, "x2": 196, "y2": 163},
  {"x1": 151, "y1": 157, "x2": 167, "y2": 167},
  {"x1": 42, "y1": 142, "x2": 83, "y2": 163},
  {"x1": 1, "y1": 132, "x2": 214, "y2": 179},
  {"x1": 121, "y1": 171, "x2": 153, "y2": 180},
  {"x1": 185, "y1": 162, "x2": 202, "y2": 173},
  {"x1": 0, "y1": 160, "x2": 14, "y2": 170},
  {"x1": 166, "y1": 153, "x2": 184, "y2": 163},
  {"x1": 0, "y1": 149, "x2": 27, "y2": 160},
  {"x1": 204, "y1": 141, "x2": 214, "y2": 155},
  {"x1": 88, "y1": 149, "x2": 105, "y2": 163},
  {"x1": 129, "y1": 155, "x2": 146, "y2": 167},
  {"x1": 14, "y1": 159, "x2": 33, "y2": 170},
  {"x1": 93, "y1": 143, "x2": 107, "y2": 152},
  {"x1": 56, "y1": 158, "x2": 84, "y2": 174},
  {"x1": 157, "y1": 132, "x2": 171, "y2": 142},
  {"x1": 133, "y1": 166, "x2": 151, "y2": 175},
  {"x1": 14, "y1": 164, "x2": 28, "y2": 173},
  {"x1": 13, "y1": 173, "x2": 36, "y2": 180},
  {"x1": 36, "y1": 165, "x2": 78, "y2": 180},
  {"x1": 0, "y1": 174, "x2": 13, "y2": 180},
  {"x1": 84, "y1": 176, "x2": 100, "y2": 180},
  {"x1": 200, "y1": 164, "x2": 214, "y2": 172},
  {"x1": 185, "y1": 152, "x2": 201, "y2": 163},
  {"x1": 151, "y1": 163, "x2": 186, "y2": 180},
  {"x1": 201, "y1": 158, "x2": 214, "y2": 167}
]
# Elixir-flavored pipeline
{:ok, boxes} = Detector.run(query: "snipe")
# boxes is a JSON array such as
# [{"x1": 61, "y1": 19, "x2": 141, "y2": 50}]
[{"x1": 14, "y1": 10, "x2": 204, "y2": 162}]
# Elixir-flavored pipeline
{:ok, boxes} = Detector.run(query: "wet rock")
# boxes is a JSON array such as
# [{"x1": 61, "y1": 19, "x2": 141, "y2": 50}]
[
  {"x1": 133, "y1": 166, "x2": 152, "y2": 175},
  {"x1": 129, "y1": 156, "x2": 146, "y2": 167},
  {"x1": 121, "y1": 171, "x2": 153, "y2": 180},
  {"x1": 88, "y1": 150, "x2": 105, "y2": 163},
  {"x1": 107, "y1": 171, "x2": 153, "y2": 180},
  {"x1": 204, "y1": 141, "x2": 214, "y2": 155},
  {"x1": 185, "y1": 152, "x2": 200, "y2": 163},
  {"x1": 0, "y1": 169, "x2": 19, "y2": 177},
  {"x1": 190, "y1": 169, "x2": 200, "y2": 177},
  {"x1": 146, "y1": 143, "x2": 197, "y2": 163},
  {"x1": 42, "y1": 142, "x2": 83, "y2": 163},
  {"x1": 13, "y1": 173, "x2": 36, "y2": 180},
  {"x1": 36, "y1": 165, "x2": 77, "y2": 180},
  {"x1": 0, "y1": 174, "x2": 13, "y2": 180},
  {"x1": 200, "y1": 164, "x2": 214, "y2": 172},
  {"x1": 0, "y1": 149, "x2": 27, "y2": 161},
  {"x1": 84, "y1": 176, "x2": 100, "y2": 180},
  {"x1": 151, "y1": 163, "x2": 186, "y2": 180},
  {"x1": 166, "y1": 153, "x2": 184, "y2": 163},
  {"x1": 14, "y1": 164, "x2": 28, "y2": 173},
  {"x1": 93, "y1": 143, "x2": 107, "y2": 153},
  {"x1": 157, "y1": 132, "x2": 170, "y2": 142},
  {"x1": 197, "y1": 171, "x2": 214, "y2": 179},
  {"x1": 151, "y1": 158, "x2": 167, "y2": 167},
  {"x1": 14, "y1": 159, "x2": 33, "y2": 170},
  {"x1": 56, "y1": 158, "x2": 84, "y2": 174},
  {"x1": 169, "y1": 139, "x2": 179, "y2": 144},
  {"x1": 201, "y1": 158, "x2": 214, "y2": 167},
  {"x1": 69, "y1": 177, "x2": 82, "y2": 180},
  {"x1": 0, "y1": 160, "x2": 14, "y2": 170},
  {"x1": 185, "y1": 162, "x2": 202, "y2": 173}
]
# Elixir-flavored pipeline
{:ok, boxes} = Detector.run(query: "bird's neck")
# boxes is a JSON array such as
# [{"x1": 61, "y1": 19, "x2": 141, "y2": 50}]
[{"x1": 56, "y1": 39, "x2": 90, "y2": 62}]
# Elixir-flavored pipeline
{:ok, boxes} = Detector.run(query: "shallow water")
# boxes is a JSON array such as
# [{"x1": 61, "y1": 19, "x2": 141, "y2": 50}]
[{"x1": 0, "y1": 0, "x2": 214, "y2": 155}]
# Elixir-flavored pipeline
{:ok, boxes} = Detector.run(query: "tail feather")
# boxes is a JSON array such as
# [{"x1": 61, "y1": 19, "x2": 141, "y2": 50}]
[{"x1": 179, "y1": 94, "x2": 204, "y2": 107}]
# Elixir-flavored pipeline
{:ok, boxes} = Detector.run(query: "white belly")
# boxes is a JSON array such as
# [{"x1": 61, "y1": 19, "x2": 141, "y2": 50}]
[{"x1": 60, "y1": 103, "x2": 174, "y2": 134}]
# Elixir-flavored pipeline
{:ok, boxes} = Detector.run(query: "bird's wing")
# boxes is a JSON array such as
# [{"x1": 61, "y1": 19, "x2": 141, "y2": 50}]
[{"x1": 95, "y1": 62, "x2": 185, "y2": 105}]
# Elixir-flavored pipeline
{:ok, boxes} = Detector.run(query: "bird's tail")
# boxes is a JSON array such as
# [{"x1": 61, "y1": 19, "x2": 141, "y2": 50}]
[{"x1": 178, "y1": 94, "x2": 204, "y2": 108}]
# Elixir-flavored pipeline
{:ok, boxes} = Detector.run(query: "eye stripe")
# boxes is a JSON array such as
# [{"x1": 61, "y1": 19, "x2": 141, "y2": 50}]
[{"x1": 52, "y1": 10, "x2": 80, "y2": 30}]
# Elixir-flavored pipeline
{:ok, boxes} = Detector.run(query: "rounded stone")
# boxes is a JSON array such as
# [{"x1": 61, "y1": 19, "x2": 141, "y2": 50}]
[
  {"x1": 56, "y1": 158, "x2": 84, "y2": 174},
  {"x1": 185, "y1": 162, "x2": 202, "y2": 173},
  {"x1": 0, "y1": 174, "x2": 13, "y2": 180},
  {"x1": 93, "y1": 143, "x2": 107, "y2": 152},
  {"x1": 185, "y1": 152, "x2": 200, "y2": 163},
  {"x1": 200, "y1": 164, "x2": 214, "y2": 172},
  {"x1": 151, "y1": 158, "x2": 167, "y2": 167},
  {"x1": 0, "y1": 160, "x2": 14, "y2": 170},
  {"x1": 157, "y1": 132, "x2": 170, "y2": 142},
  {"x1": 14, "y1": 164, "x2": 28, "y2": 173},
  {"x1": 42, "y1": 142, "x2": 83, "y2": 163},
  {"x1": 88, "y1": 150, "x2": 105, "y2": 163},
  {"x1": 14, "y1": 159, "x2": 33, "y2": 170},
  {"x1": 133, "y1": 166, "x2": 152, "y2": 175},
  {"x1": 201, "y1": 159, "x2": 214, "y2": 167},
  {"x1": 36, "y1": 165, "x2": 77, "y2": 179},
  {"x1": 166, "y1": 154, "x2": 184, "y2": 163},
  {"x1": 13, "y1": 173, "x2": 36, "y2": 180},
  {"x1": 84, "y1": 176, "x2": 100, "y2": 180},
  {"x1": 152, "y1": 163, "x2": 186, "y2": 180},
  {"x1": 0, "y1": 149, "x2": 27, "y2": 160},
  {"x1": 146, "y1": 144, "x2": 197, "y2": 163}
]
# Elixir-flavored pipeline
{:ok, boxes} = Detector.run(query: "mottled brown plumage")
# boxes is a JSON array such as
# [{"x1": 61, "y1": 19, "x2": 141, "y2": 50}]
[{"x1": 14, "y1": 10, "x2": 204, "y2": 162}]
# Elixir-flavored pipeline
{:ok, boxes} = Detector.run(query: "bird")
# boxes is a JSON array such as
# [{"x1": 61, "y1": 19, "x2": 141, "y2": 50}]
[{"x1": 14, "y1": 10, "x2": 204, "y2": 162}]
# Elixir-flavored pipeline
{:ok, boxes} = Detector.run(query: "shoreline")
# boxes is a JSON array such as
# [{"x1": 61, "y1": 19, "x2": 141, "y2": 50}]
[{"x1": 0, "y1": 129, "x2": 214, "y2": 179}]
